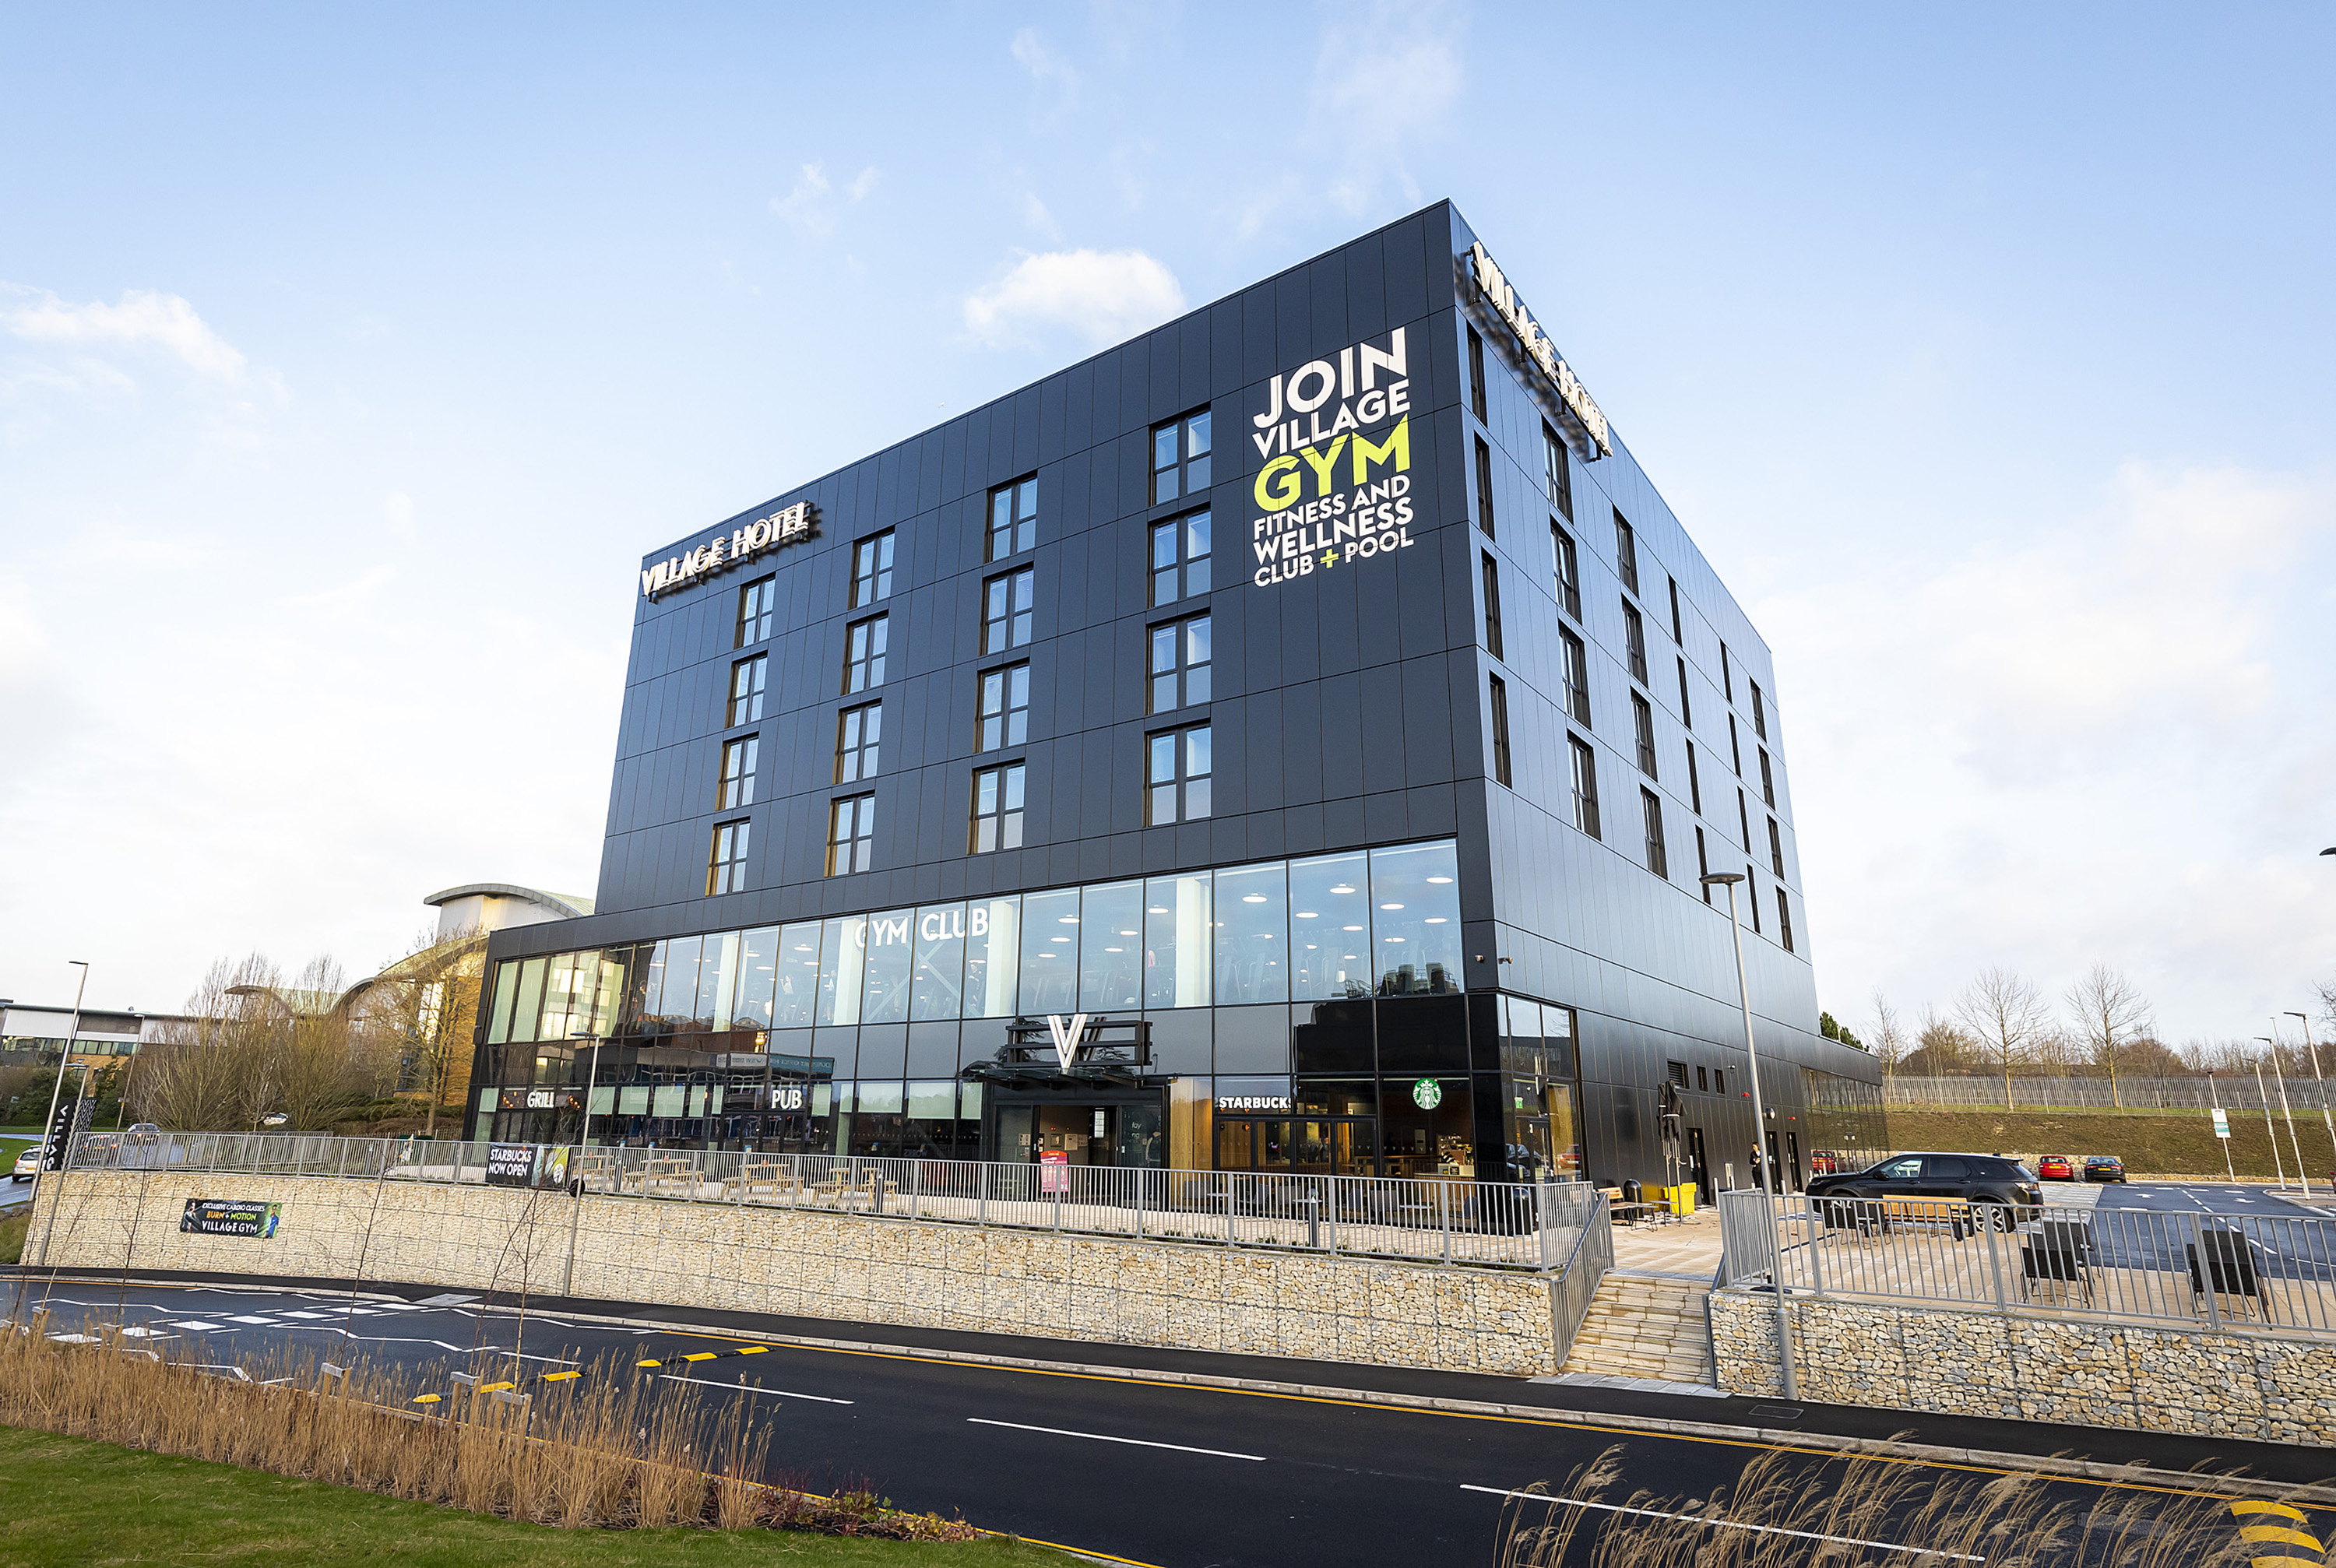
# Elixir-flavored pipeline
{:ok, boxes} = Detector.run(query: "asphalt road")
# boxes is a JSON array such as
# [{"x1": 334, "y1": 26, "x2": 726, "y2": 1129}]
[{"x1": 9, "y1": 1276, "x2": 2327, "y2": 1566}]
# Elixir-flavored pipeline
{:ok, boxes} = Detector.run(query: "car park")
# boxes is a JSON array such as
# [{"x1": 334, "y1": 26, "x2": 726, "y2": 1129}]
[
  {"x1": 2037, "y1": 1155, "x2": 2074, "y2": 1180},
  {"x1": 1805, "y1": 1151, "x2": 2043, "y2": 1232},
  {"x1": 2082, "y1": 1155, "x2": 2127, "y2": 1183}
]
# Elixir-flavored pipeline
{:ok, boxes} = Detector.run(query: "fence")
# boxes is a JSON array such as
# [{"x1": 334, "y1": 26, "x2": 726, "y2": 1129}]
[
  {"x1": 1547, "y1": 1190, "x2": 1614, "y2": 1366},
  {"x1": 65, "y1": 1130, "x2": 1603, "y2": 1273},
  {"x1": 1882, "y1": 1074, "x2": 2335, "y2": 1112},
  {"x1": 1716, "y1": 1190, "x2": 2336, "y2": 1335}
]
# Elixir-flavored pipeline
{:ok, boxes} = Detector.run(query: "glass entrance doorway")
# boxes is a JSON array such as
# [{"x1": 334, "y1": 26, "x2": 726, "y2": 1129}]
[
  {"x1": 1215, "y1": 1117, "x2": 1376, "y2": 1177},
  {"x1": 993, "y1": 1099, "x2": 1163, "y2": 1168}
]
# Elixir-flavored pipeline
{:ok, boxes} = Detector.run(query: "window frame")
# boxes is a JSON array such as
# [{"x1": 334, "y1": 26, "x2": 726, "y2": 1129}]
[
  {"x1": 850, "y1": 529, "x2": 895, "y2": 609},
  {"x1": 719, "y1": 734, "x2": 758, "y2": 810},
  {"x1": 1631, "y1": 691, "x2": 1658, "y2": 778},
  {"x1": 1467, "y1": 328, "x2": 1488, "y2": 422},
  {"x1": 1686, "y1": 739, "x2": 1702, "y2": 816},
  {"x1": 707, "y1": 818, "x2": 751, "y2": 896},
  {"x1": 1623, "y1": 599, "x2": 1648, "y2": 684},
  {"x1": 1543, "y1": 423, "x2": 1572, "y2": 520},
  {"x1": 969, "y1": 761, "x2": 1026, "y2": 855},
  {"x1": 1613, "y1": 509, "x2": 1639, "y2": 596},
  {"x1": 1760, "y1": 747, "x2": 1776, "y2": 807},
  {"x1": 1751, "y1": 680, "x2": 1768, "y2": 739},
  {"x1": 1145, "y1": 722, "x2": 1212, "y2": 825},
  {"x1": 1641, "y1": 787, "x2": 1668, "y2": 878},
  {"x1": 1776, "y1": 888, "x2": 1795, "y2": 953},
  {"x1": 843, "y1": 613, "x2": 888, "y2": 694},
  {"x1": 1147, "y1": 611, "x2": 1212, "y2": 715},
  {"x1": 982, "y1": 566, "x2": 1036, "y2": 654},
  {"x1": 976, "y1": 661, "x2": 1031, "y2": 753},
  {"x1": 1667, "y1": 575, "x2": 1683, "y2": 643},
  {"x1": 1768, "y1": 815, "x2": 1786, "y2": 880},
  {"x1": 836, "y1": 701, "x2": 881, "y2": 786},
  {"x1": 735, "y1": 575, "x2": 776, "y2": 648},
  {"x1": 987, "y1": 475, "x2": 1038, "y2": 561},
  {"x1": 727, "y1": 653, "x2": 769, "y2": 726},
  {"x1": 1472, "y1": 438, "x2": 1496, "y2": 538},
  {"x1": 1489, "y1": 675, "x2": 1513, "y2": 787},
  {"x1": 1150, "y1": 407, "x2": 1213, "y2": 506},
  {"x1": 1480, "y1": 552, "x2": 1504, "y2": 660},
  {"x1": 826, "y1": 793, "x2": 875, "y2": 877},
  {"x1": 1149, "y1": 508, "x2": 1212, "y2": 607},
  {"x1": 1696, "y1": 825, "x2": 1712, "y2": 902},
  {"x1": 1560, "y1": 626, "x2": 1591, "y2": 725},
  {"x1": 1568, "y1": 733, "x2": 1601, "y2": 839},
  {"x1": 1551, "y1": 522, "x2": 1580, "y2": 621}
]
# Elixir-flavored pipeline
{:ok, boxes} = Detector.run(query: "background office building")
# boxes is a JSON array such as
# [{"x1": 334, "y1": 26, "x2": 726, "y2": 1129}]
[{"x1": 466, "y1": 200, "x2": 1882, "y2": 1194}]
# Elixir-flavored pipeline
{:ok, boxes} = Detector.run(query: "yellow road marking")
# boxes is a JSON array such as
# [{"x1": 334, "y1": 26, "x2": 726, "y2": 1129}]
[
  {"x1": 2235, "y1": 1503, "x2": 2311, "y2": 1521},
  {"x1": 2246, "y1": 1557, "x2": 2321, "y2": 1568},
  {"x1": 682, "y1": 1352, "x2": 719, "y2": 1362},
  {"x1": 2240, "y1": 1528, "x2": 2324, "y2": 1550},
  {"x1": 410, "y1": 1393, "x2": 440, "y2": 1405},
  {"x1": 480, "y1": 1381, "x2": 516, "y2": 1392},
  {"x1": 1015, "y1": 1537, "x2": 1163, "y2": 1567},
  {"x1": 541, "y1": 1369, "x2": 580, "y2": 1382},
  {"x1": 737, "y1": 1345, "x2": 768, "y2": 1354},
  {"x1": 635, "y1": 1358, "x2": 662, "y2": 1367}
]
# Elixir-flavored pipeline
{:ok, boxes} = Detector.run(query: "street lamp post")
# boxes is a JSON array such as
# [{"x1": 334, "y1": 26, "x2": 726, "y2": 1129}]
[
  {"x1": 2284, "y1": 1012, "x2": 2334, "y2": 1182},
  {"x1": 1702, "y1": 870, "x2": 1795, "y2": 1401},
  {"x1": 2267, "y1": 1020, "x2": 2312, "y2": 1197},
  {"x1": 2253, "y1": 1044, "x2": 2287, "y2": 1191}
]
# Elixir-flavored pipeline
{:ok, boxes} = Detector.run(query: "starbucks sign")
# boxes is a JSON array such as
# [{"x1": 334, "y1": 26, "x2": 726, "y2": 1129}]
[{"x1": 1411, "y1": 1078, "x2": 1442, "y2": 1110}]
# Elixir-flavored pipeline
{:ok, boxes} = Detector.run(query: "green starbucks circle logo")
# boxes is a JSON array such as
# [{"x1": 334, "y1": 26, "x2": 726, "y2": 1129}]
[{"x1": 1412, "y1": 1078, "x2": 1442, "y2": 1110}]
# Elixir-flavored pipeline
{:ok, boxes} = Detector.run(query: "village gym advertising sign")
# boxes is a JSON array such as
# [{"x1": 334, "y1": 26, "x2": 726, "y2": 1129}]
[
  {"x1": 640, "y1": 501, "x2": 817, "y2": 600},
  {"x1": 1249, "y1": 326, "x2": 1416, "y2": 589},
  {"x1": 181, "y1": 1198, "x2": 283, "y2": 1238}
]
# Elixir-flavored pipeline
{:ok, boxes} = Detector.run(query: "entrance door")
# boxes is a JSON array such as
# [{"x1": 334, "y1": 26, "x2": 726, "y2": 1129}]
[
  {"x1": 1686, "y1": 1127, "x2": 1712, "y2": 1204},
  {"x1": 1785, "y1": 1131, "x2": 1803, "y2": 1192},
  {"x1": 1219, "y1": 1117, "x2": 1374, "y2": 1176}
]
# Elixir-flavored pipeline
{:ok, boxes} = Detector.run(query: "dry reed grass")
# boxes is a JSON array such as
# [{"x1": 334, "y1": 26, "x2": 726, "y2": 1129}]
[
  {"x1": 1500, "y1": 1444, "x2": 2285, "y2": 1568},
  {"x1": 0, "y1": 1310, "x2": 979, "y2": 1541}
]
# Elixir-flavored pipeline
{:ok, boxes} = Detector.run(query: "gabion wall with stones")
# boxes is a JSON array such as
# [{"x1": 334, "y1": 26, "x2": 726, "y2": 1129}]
[
  {"x1": 26, "y1": 1171, "x2": 1564, "y2": 1376},
  {"x1": 1709, "y1": 1286, "x2": 2336, "y2": 1447}
]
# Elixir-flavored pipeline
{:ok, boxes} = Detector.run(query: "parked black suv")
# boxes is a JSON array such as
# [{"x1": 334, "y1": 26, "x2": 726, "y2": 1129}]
[{"x1": 1805, "y1": 1151, "x2": 2043, "y2": 1230}]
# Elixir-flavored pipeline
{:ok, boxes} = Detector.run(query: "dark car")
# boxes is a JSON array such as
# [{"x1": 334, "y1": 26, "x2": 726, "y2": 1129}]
[
  {"x1": 1805, "y1": 1151, "x2": 2043, "y2": 1231},
  {"x1": 2082, "y1": 1155, "x2": 2127, "y2": 1184}
]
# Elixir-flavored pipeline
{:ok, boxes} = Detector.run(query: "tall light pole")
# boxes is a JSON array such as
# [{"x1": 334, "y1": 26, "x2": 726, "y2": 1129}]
[
  {"x1": 2285, "y1": 1011, "x2": 2334, "y2": 1182},
  {"x1": 2253, "y1": 1043, "x2": 2287, "y2": 1191},
  {"x1": 22, "y1": 962, "x2": 90, "y2": 1296},
  {"x1": 1702, "y1": 870, "x2": 1795, "y2": 1400},
  {"x1": 2267, "y1": 1019, "x2": 2311, "y2": 1197}
]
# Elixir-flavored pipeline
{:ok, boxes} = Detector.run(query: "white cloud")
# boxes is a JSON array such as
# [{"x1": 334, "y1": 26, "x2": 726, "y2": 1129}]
[
  {"x1": 770, "y1": 163, "x2": 879, "y2": 238},
  {"x1": 1771, "y1": 462, "x2": 2336, "y2": 1040},
  {"x1": 962, "y1": 248, "x2": 1186, "y2": 349},
  {"x1": 1011, "y1": 26, "x2": 1080, "y2": 120},
  {"x1": 0, "y1": 284, "x2": 249, "y2": 380}
]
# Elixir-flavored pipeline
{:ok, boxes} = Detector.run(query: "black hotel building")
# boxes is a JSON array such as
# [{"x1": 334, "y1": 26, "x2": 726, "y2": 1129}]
[{"x1": 465, "y1": 200, "x2": 1881, "y2": 1195}]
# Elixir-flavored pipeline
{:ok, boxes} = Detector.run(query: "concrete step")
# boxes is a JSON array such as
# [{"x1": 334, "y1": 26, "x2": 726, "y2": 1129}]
[{"x1": 1560, "y1": 1271, "x2": 1714, "y2": 1383}]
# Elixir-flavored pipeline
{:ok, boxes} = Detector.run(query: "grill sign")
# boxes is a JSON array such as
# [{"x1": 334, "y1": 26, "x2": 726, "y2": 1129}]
[
  {"x1": 181, "y1": 1198, "x2": 282, "y2": 1239},
  {"x1": 640, "y1": 501, "x2": 816, "y2": 599}
]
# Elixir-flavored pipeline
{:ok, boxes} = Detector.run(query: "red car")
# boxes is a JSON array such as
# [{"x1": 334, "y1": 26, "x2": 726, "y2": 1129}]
[
  {"x1": 1810, "y1": 1150, "x2": 1839, "y2": 1175},
  {"x1": 2037, "y1": 1155, "x2": 2074, "y2": 1180}
]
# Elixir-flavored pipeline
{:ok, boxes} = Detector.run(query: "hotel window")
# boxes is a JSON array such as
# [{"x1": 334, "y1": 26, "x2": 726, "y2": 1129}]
[
  {"x1": 1696, "y1": 1066, "x2": 1708, "y2": 1092},
  {"x1": 1480, "y1": 554, "x2": 1504, "y2": 660},
  {"x1": 1631, "y1": 692, "x2": 1658, "y2": 777},
  {"x1": 836, "y1": 701, "x2": 881, "y2": 785},
  {"x1": 977, "y1": 663, "x2": 1029, "y2": 751},
  {"x1": 1641, "y1": 789, "x2": 1669, "y2": 878},
  {"x1": 988, "y1": 476, "x2": 1037, "y2": 560},
  {"x1": 1750, "y1": 680, "x2": 1768, "y2": 740},
  {"x1": 1667, "y1": 576, "x2": 1683, "y2": 643},
  {"x1": 718, "y1": 736, "x2": 758, "y2": 809},
  {"x1": 1151, "y1": 408, "x2": 1212, "y2": 505},
  {"x1": 1623, "y1": 599, "x2": 1648, "y2": 684},
  {"x1": 843, "y1": 614, "x2": 888, "y2": 694},
  {"x1": 1568, "y1": 733, "x2": 1601, "y2": 838},
  {"x1": 1768, "y1": 815, "x2": 1786, "y2": 879},
  {"x1": 1544, "y1": 422, "x2": 1572, "y2": 520},
  {"x1": 1687, "y1": 740, "x2": 1703, "y2": 815},
  {"x1": 1149, "y1": 613, "x2": 1212, "y2": 712},
  {"x1": 1738, "y1": 789, "x2": 1752, "y2": 852},
  {"x1": 1777, "y1": 889, "x2": 1795, "y2": 953},
  {"x1": 1560, "y1": 627, "x2": 1591, "y2": 725},
  {"x1": 736, "y1": 576, "x2": 776, "y2": 647},
  {"x1": 1747, "y1": 866, "x2": 1762, "y2": 933},
  {"x1": 1146, "y1": 723, "x2": 1212, "y2": 824},
  {"x1": 850, "y1": 529, "x2": 895, "y2": 608},
  {"x1": 1467, "y1": 328, "x2": 1488, "y2": 422},
  {"x1": 1676, "y1": 656, "x2": 1693, "y2": 730},
  {"x1": 1729, "y1": 713, "x2": 1743, "y2": 774},
  {"x1": 1697, "y1": 826, "x2": 1712, "y2": 902},
  {"x1": 1473, "y1": 438, "x2": 1496, "y2": 538},
  {"x1": 1488, "y1": 676, "x2": 1513, "y2": 786},
  {"x1": 1759, "y1": 747, "x2": 1775, "y2": 807},
  {"x1": 707, "y1": 819, "x2": 751, "y2": 896},
  {"x1": 970, "y1": 762, "x2": 1026, "y2": 853},
  {"x1": 827, "y1": 793, "x2": 875, "y2": 877},
  {"x1": 1720, "y1": 641, "x2": 1734, "y2": 701},
  {"x1": 1150, "y1": 509, "x2": 1212, "y2": 606},
  {"x1": 1667, "y1": 1061, "x2": 1688, "y2": 1089},
  {"x1": 728, "y1": 654, "x2": 768, "y2": 726},
  {"x1": 1613, "y1": 509, "x2": 1639, "y2": 596},
  {"x1": 983, "y1": 567, "x2": 1034, "y2": 653},
  {"x1": 1552, "y1": 522, "x2": 1580, "y2": 621}
]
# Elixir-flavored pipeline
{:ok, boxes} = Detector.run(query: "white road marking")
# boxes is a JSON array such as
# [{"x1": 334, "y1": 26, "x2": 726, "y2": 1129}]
[
  {"x1": 276, "y1": 1310, "x2": 332, "y2": 1319},
  {"x1": 654, "y1": 1373, "x2": 850, "y2": 1402},
  {"x1": 172, "y1": 1321, "x2": 225, "y2": 1331},
  {"x1": 1462, "y1": 1485, "x2": 1986, "y2": 1560},
  {"x1": 966, "y1": 1417, "x2": 1264, "y2": 1461},
  {"x1": 227, "y1": 1316, "x2": 277, "y2": 1325}
]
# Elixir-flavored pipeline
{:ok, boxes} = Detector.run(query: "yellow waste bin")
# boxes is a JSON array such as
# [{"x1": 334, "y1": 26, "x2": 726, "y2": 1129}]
[{"x1": 1669, "y1": 1185, "x2": 1696, "y2": 1217}]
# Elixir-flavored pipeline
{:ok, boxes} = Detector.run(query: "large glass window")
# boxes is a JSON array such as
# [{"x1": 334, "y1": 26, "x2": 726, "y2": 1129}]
[
  {"x1": 737, "y1": 576, "x2": 776, "y2": 647},
  {"x1": 860, "y1": 909, "x2": 913, "y2": 1024},
  {"x1": 1019, "y1": 887, "x2": 1079, "y2": 1014},
  {"x1": 911, "y1": 903, "x2": 967, "y2": 1021},
  {"x1": 1144, "y1": 872, "x2": 1212, "y2": 1010},
  {"x1": 708, "y1": 820, "x2": 751, "y2": 895},
  {"x1": 962, "y1": 897, "x2": 1020, "y2": 1018},
  {"x1": 729, "y1": 655, "x2": 767, "y2": 726},
  {"x1": 1079, "y1": 879, "x2": 1143, "y2": 1012},
  {"x1": 836, "y1": 703, "x2": 880, "y2": 784},
  {"x1": 656, "y1": 936, "x2": 700, "y2": 1028},
  {"x1": 843, "y1": 615, "x2": 887, "y2": 694},
  {"x1": 1150, "y1": 510, "x2": 1212, "y2": 606},
  {"x1": 827, "y1": 793, "x2": 874, "y2": 876},
  {"x1": 774, "y1": 921, "x2": 821, "y2": 1028},
  {"x1": 1151, "y1": 407, "x2": 1211, "y2": 505},
  {"x1": 1368, "y1": 841, "x2": 1462, "y2": 995},
  {"x1": 988, "y1": 476, "x2": 1037, "y2": 560},
  {"x1": 977, "y1": 663, "x2": 1029, "y2": 751},
  {"x1": 719, "y1": 735, "x2": 758, "y2": 808},
  {"x1": 818, "y1": 915, "x2": 867, "y2": 1026},
  {"x1": 983, "y1": 568, "x2": 1035, "y2": 653},
  {"x1": 850, "y1": 529, "x2": 895, "y2": 607},
  {"x1": 1289, "y1": 851, "x2": 1371, "y2": 1001},
  {"x1": 970, "y1": 762, "x2": 1025, "y2": 853},
  {"x1": 1213, "y1": 860, "x2": 1287, "y2": 1005},
  {"x1": 1149, "y1": 614, "x2": 1211, "y2": 712},
  {"x1": 1146, "y1": 723, "x2": 1211, "y2": 824}
]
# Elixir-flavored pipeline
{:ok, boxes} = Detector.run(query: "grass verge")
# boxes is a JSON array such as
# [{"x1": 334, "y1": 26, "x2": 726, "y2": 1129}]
[
  {"x1": 0, "y1": 1212, "x2": 26, "y2": 1265},
  {"x1": 1884, "y1": 1107, "x2": 2334, "y2": 1180},
  {"x1": 0, "y1": 1424, "x2": 1079, "y2": 1566}
]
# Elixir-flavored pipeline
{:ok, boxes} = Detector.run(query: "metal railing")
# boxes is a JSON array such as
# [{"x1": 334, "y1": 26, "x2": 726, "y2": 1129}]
[
  {"x1": 1547, "y1": 1190, "x2": 1614, "y2": 1366},
  {"x1": 1880, "y1": 1074, "x2": 2334, "y2": 1111},
  {"x1": 1716, "y1": 1190, "x2": 2336, "y2": 1335},
  {"x1": 65, "y1": 1131, "x2": 1602, "y2": 1272}
]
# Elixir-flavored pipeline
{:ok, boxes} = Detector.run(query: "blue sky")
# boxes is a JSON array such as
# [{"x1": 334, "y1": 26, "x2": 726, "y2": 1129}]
[{"x1": 3, "y1": 3, "x2": 2331, "y2": 1046}]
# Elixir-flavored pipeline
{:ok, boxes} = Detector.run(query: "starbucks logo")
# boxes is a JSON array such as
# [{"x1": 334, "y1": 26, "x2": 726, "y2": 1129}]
[{"x1": 1412, "y1": 1078, "x2": 1442, "y2": 1110}]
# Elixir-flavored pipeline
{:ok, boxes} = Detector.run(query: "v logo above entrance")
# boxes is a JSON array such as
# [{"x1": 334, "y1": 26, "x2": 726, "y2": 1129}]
[{"x1": 1044, "y1": 1013, "x2": 1096, "y2": 1071}]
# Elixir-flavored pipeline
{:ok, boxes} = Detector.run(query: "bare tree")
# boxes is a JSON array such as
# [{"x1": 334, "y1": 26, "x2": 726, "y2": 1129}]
[
  {"x1": 2066, "y1": 962, "x2": 2151, "y2": 1109},
  {"x1": 277, "y1": 955, "x2": 357, "y2": 1130},
  {"x1": 132, "y1": 955, "x2": 281, "y2": 1130},
  {"x1": 2026, "y1": 1027, "x2": 2086, "y2": 1078},
  {"x1": 1866, "y1": 990, "x2": 1908, "y2": 1088},
  {"x1": 1956, "y1": 967, "x2": 2053, "y2": 1109},
  {"x1": 1901, "y1": 1007, "x2": 1979, "y2": 1077}
]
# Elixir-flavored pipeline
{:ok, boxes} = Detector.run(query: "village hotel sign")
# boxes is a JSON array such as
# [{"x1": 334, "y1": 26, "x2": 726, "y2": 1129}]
[{"x1": 639, "y1": 501, "x2": 817, "y2": 600}]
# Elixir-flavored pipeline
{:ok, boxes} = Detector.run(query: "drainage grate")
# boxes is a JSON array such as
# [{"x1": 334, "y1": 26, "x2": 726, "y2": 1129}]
[{"x1": 1748, "y1": 1404, "x2": 1803, "y2": 1421}]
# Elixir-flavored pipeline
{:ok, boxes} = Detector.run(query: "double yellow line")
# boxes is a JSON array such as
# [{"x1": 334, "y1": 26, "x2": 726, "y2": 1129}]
[{"x1": 2232, "y1": 1500, "x2": 2327, "y2": 1568}]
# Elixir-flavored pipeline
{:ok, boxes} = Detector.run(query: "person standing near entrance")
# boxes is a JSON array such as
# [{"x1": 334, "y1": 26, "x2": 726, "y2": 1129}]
[{"x1": 1750, "y1": 1145, "x2": 1766, "y2": 1193}]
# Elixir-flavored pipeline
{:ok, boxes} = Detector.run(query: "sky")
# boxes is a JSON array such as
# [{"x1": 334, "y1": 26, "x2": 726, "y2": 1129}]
[{"x1": 2, "y1": 3, "x2": 2331, "y2": 1046}]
